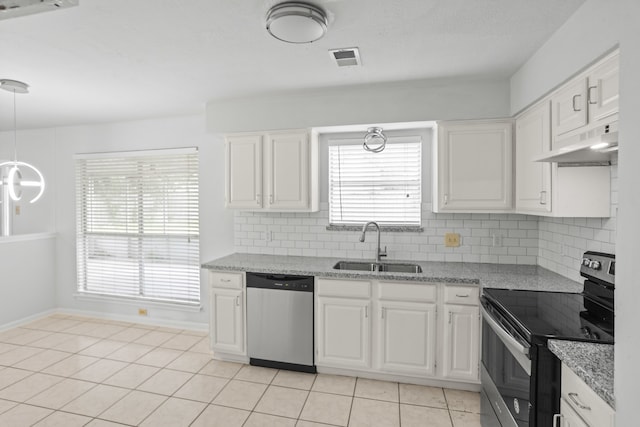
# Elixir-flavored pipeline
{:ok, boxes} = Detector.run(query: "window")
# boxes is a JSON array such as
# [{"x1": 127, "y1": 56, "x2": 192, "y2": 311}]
[
  {"x1": 75, "y1": 148, "x2": 200, "y2": 305},
  {"x1": 328, "y1": 137, "x2": 421, "y2": 226}
]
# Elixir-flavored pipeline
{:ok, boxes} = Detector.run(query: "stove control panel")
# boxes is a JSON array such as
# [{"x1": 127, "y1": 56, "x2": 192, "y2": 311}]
[{"x1": 580, "y1": 252, "x2": 615, "y2": 286}]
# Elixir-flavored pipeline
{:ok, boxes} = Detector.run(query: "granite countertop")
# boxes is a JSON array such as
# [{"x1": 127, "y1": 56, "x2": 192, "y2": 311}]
[
  {"x1": 202, "y1": 253, "x2": 582, "y2": 292},
  {"x1": 548, "y1": 340, "x2": 614, "y2": 409}
]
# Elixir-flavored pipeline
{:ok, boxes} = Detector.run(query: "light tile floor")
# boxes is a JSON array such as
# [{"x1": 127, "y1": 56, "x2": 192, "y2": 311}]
[{"x1": 0, "y1": 314, "x2": 481, "y2": 426}]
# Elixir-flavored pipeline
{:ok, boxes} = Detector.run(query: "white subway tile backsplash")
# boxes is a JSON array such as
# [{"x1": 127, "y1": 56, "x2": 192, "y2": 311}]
[{"x1": 233, "y1": 162, "x2": 616, "y2": 282}]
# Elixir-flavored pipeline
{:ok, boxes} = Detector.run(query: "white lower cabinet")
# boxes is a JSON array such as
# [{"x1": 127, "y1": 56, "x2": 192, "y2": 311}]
[
  {"x1": 442, "y1": 304, "x2": 480, "y2": 381},
  {"x1": 377, "y1": 300, "x2": 436, "y2": 377},
  {"x1": 317, "y1": 296, "x2": 371, "y2": 369},
  {"x1": 557, "y1": 363, "x2": 615, "y2": 427},
  {"x1": 209, "y1": 272, "x2": 245, "y2": 356},
  {"x1": 315, "y1": 278, "x2": 480, "y2": 385}
]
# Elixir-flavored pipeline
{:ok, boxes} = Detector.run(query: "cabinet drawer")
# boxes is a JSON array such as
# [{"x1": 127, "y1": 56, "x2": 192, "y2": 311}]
[
  {"x1": 378, "y1": 282, "x2": 436, "y2": 302},
  {"x1": 444, "y1": 285, "x2": 479, "y2": 305},
  {"x1": 210, "y1": 271, "x2": 244, "y2": 289},
  {"x1": 317, "y1": 278, "x2": 371, "y2": 298},
  {"x1": 561, "y1": 363, "x2": 614, "y2": 427}
]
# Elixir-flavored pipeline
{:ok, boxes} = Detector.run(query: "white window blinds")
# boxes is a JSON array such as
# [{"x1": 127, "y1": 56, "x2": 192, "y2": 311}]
[
  {"x1": 328, "y1": 138, "x2": 422, "y2": 226},
  {"x1": 75, "y1": 148, "x2": 200, "y2": 305}
]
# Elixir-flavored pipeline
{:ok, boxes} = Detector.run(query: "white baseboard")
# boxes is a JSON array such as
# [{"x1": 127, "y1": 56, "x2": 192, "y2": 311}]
[
  {"x1": 54, "y1": 308, "x2": 209, "y2": 332},
  {"x1": 0, "y1": 308, "x2": 59, "y2": 332},
  {"x1": 316, "y1": 365, "x2": 481, "y2": 392}
]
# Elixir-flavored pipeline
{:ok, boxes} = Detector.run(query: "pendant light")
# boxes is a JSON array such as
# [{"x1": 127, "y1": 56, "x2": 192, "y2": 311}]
[
  {"x1": 0, "y1": 79, "x2": 46, "y2": 204},
  {"x1": 363, "y1": 127, "x2": 387, "y2": 153}
]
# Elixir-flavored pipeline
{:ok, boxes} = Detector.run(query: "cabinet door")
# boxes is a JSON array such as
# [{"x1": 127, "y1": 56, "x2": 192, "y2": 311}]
[
  {"x1": 442, "y1": 304, "x2": 480, "y2": 381},
  {"x1": 377, "y1": 301, "x2": 436, "y2": 377},
  {"x1": 317, "y1": 297, "x2": 371, "y2": 369},
  {"x1": 560, "y1": 398, "x2": 590, "y2": 427},
  {"x1": 587, "y1": 53, "x2": 619, "y2": 124},
  {"x1": 437, "y1": 121, "x2": 512, "y2": 211},
  {"x1": 515, "y1": 102, "x2": 552, "y2": 213},
  {"x1": 225, "y1": 134, "x2": 263, "y2": 208},
  {"x1": 552, "y1": 78, "x2": 588, "y2": 141},
  {"x1": 265, "y1": 131, "x2": 309, "y2": 210},
  {"x1": 210, "y1": 288, "x2": 244, "y2": 355}
]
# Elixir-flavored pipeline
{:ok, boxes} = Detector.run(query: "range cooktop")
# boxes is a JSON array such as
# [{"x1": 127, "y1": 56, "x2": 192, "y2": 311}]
[{"x1": 482, "y1": 288, "x2": 614, "y2": 345}]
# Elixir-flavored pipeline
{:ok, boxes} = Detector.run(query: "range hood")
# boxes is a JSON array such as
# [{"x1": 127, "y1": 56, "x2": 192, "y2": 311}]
[{"x1": 534, "y1": 122, "x2": 618, "y2": 164}]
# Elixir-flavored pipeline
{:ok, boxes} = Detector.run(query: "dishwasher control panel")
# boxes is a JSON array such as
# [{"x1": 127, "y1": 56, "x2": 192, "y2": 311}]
[{"x1": 246, "y1": 272, "x2": 314, "y2": 292}]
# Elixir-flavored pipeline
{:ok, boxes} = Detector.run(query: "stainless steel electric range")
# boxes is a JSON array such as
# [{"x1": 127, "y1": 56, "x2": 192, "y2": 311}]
[{"x1": 480, "y1": 252, "x2": 615, "y2": 427}]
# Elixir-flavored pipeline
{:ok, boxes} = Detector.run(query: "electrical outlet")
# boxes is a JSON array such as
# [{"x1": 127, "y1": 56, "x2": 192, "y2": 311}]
[
  {"x1": 444, "y1": 233, "x2": 460, "y2": 247},
  {"x1": 138, "y1": 308, "x2": 148, "y2": 316},
  {"x1": 15, "y1": 205, "x2": 20, "y2": 215},
  {"x1": 492, "y1": 233, "x2": 503, "y2": 247}
]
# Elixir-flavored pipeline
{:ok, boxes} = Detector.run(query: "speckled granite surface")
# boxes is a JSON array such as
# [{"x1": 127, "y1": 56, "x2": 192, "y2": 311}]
[
  {"x1": 202, "y1": 253, "x2": 583, "y2": 292},
  {"x1": 548, "y1": 340, "x2": 615, "y2": 409}
]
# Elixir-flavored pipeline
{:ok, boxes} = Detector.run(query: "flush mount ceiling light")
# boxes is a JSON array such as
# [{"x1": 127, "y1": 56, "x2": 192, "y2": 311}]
[
  {"x1": 363, "y1": 127, "x2": 387, "y2": 153},
  {"x1": 266, "y1": 2, "x2": 328, "y2": 44},
  {"x1": 0, "y1": 0, "x2": 78, "y2": 21}
]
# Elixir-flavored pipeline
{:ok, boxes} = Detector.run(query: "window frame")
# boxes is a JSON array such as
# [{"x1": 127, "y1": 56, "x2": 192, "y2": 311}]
[
  {"x1": 327, "y1": 135, "x2": 423, "y2": 228},
  {"x1": 74, "y1": 147, "x2": 201, "y2": 307}
]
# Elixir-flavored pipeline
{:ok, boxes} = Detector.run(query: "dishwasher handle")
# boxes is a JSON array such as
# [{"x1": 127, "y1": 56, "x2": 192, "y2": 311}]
[{"x1": 246, "y1": 272, "x2": 314, "y2": 292}]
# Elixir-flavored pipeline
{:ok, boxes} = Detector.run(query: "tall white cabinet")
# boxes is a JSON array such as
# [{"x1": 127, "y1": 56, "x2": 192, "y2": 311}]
[
  {"x1": 433, "y1": 120, "x2": 513, "y2": 212},
  {"x1": 225, "y1": 129, "x2": 318, "y2": 211}
]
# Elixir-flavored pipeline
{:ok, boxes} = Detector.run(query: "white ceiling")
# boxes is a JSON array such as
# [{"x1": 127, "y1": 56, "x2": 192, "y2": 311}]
[{"x1": 0, "y1": 0, "x2": 584, "y2": 129}]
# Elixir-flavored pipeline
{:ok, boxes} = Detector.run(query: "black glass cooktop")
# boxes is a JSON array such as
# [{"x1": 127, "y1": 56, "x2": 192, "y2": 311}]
[{"x1": 482, "y1": 288, "x2": 614, "y2": 345}]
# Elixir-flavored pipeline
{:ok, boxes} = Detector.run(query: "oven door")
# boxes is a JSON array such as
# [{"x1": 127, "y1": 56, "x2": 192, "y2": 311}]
[{"x1": 481, "y1": 304, "x2": 532, "y2": 427}]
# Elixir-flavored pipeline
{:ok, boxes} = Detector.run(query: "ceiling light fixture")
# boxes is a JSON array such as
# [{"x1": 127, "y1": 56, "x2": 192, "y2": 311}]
[
  {"x1": 0, "y1": 79, "x2": 46, "y2": 205},
  {"x1": 363, "y1": 127, "x2": 387, "y2": 153},
  {"x1": 266, "y1": 2, "x2": 328, "y2": 44}
]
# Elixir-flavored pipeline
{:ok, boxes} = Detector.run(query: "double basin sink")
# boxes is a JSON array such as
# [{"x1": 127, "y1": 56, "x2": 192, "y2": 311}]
[{"x1": 333, "y1": 261, "x2": 423, "y2": 274}]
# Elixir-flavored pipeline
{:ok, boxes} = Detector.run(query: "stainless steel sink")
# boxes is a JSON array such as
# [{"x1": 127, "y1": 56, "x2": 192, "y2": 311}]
[{"x1": 332, "y1": 261, "x2": 422, "y2": 274}]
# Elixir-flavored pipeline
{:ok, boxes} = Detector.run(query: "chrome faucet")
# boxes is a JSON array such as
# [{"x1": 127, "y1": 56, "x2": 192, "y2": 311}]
[{"x1": 359, "y1": 221, "x2": 387, "y2": 263}]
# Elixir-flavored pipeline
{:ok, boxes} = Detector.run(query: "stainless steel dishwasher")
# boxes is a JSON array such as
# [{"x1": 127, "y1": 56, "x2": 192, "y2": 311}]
[{"x1": 246, "y1": 272, "x2": 315, "y2": 373}]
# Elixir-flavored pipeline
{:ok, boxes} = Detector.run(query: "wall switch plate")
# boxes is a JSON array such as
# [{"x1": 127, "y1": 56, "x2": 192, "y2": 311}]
[
  {"x1": 138, "y1": 308, "x2": 148, "y2": 316},
  {"x1": 444, "y1": 233, "x2": 460, "y2": 247}
]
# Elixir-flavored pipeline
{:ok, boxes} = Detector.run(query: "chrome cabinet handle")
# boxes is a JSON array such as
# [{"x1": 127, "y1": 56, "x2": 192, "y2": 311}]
[
  {"x1": 572, "y1": 94, "x2": 582, "y2": 112},
  {"x1": 269, "y1": 194, "x2": 273, "y2": 204},
  {"x1": 444, "y1": 194, "x2": 448, "y2": 205},
  {"x1": 381, "y1": 308, "x2": 385, "y2": 319},
  {"x1": 235, "y1": 296, "x2": 240, "y2": 306},
  {"x1": 553, "y1": 413, "x2": 562, "y2": 427},
  {"x1": 568, "y1": 392, "x2": 591, "y2": 410},
  {"x1": 456, "y1": 294, "x2": 469, "y2": 298},
  {"x1": 256, "y1": 194, "x2": 261, "y2": 205},
  {"x1": 588, "y1": 85, "x2": 598, "y2": 105},
  {"x1": 220, "y1": 278, "x2": 231, "y2": 283},
  {"x1": 448, "y1": 312, "x2": 452, "y2": 324},
  {"x1": 540, "y1": 190, "x2": 547, "y2": 205},
  {"x1": 365, "y1": 306, "x2": 368, "y2": 318}
]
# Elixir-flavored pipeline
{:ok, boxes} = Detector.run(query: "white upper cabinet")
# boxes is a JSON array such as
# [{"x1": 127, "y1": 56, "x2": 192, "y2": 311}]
[
  {"x1": 552, "y1": 78, "x2": 588, "y2": 139},
  {"x1": 225, "y1": 134, "x2": 263, "y2": 209},
  {"x1": 265, "y1": 131, "x2": 310, "y2": 210},
  {"x1": 515, "y1": 101, "x2": 552, "y2": 213},
  {"x1": 552, "y1": 51, "x2": 619, "y2": 145},
  {"x1": 434, "y1": 120, "x2": 513, "y2": 212},
  {"x1": 587, "y1": 52, "x2": 620, "y2": 124},
  {"x1": 225, "y1": 129, "x2": 318, "y2": 211}
]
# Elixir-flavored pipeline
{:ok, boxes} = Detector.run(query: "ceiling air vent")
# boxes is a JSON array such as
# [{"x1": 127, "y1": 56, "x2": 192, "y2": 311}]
[
  {"x1": 0, "y1": 0, "x2": 78, "y2": 21},
  {"x1": 329, "y1": 48, "x2": 361, "y2": 67}
]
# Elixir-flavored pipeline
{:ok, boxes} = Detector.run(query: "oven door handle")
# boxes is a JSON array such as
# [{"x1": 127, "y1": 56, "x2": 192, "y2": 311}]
[{"x1": 481, "y1": 305, "x2": 532, "y2": 376}]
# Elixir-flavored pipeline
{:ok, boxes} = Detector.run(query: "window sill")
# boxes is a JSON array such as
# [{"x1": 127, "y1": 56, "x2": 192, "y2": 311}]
[
  {"x1": 73, "y1": 292, "x2": 202, "y2": 313},
  {"x1": 326, "y1": 225, "x2": 424, "y2": 232}
]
